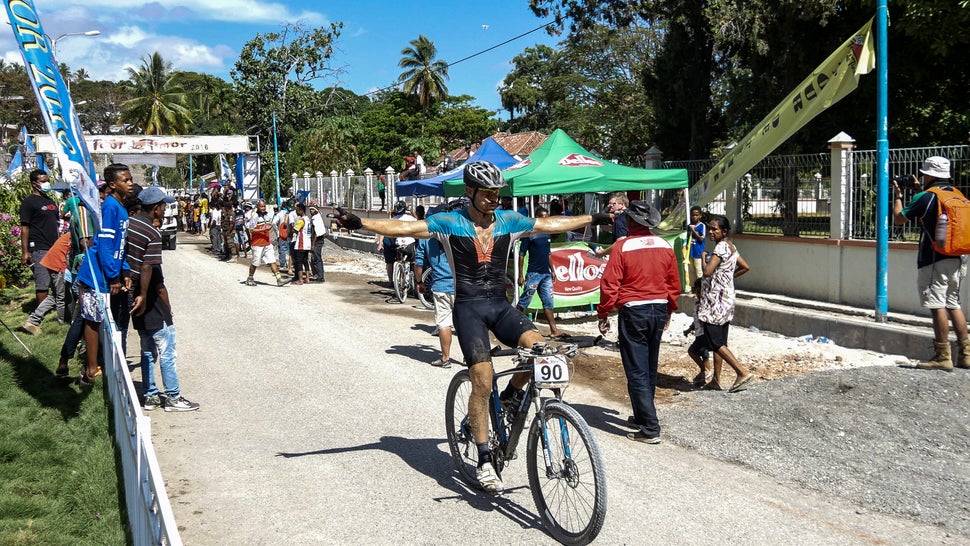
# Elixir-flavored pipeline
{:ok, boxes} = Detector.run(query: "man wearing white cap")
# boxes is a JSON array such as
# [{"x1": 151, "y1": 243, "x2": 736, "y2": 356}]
[{"x1": 893, "y1": 155, "x2": 970, "y2": 371}]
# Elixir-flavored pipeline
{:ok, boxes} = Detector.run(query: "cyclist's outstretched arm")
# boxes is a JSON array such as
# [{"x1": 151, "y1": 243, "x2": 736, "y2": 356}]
[
  {"x1": 332, "y1": 207, "x2": 431, "y2": 238},
  {"x1": 532, "y1": 213, "x2": 613, "y2": 235},
  {"x1": 362, "y1": 217, "x2": 431, "y2": 239}
]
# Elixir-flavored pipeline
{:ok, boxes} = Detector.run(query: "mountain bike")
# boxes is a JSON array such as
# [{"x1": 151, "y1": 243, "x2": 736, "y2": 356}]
[
  {"x1": 445, "y1": 342, "x2": 607, "y2": 545},
  {"x1": 393, "y1": 247, "x2": 433, "y2": 309}
]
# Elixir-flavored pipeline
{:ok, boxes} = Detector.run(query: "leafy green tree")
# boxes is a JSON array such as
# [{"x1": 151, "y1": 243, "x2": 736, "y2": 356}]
[
  {"x1": 231, "y1": 22, "x2": 344, "y2": 151},
  {"x1": 120, "y1": 52, "x2": 193, "y2": 135},
  {"x1": 398, "y1": 35, "x2": 449, "y2": 113},
  {"x1": 498, "y1": 45, "x2": 566, "y2": 132}
]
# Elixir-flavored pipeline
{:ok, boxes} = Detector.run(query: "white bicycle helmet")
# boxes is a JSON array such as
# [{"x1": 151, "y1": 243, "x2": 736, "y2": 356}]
[{"x1": 463, "y1": 161, "x2": 506, "y2": 190}]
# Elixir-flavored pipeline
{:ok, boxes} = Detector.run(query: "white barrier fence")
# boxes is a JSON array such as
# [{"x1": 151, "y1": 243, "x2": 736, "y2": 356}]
[{"x1": 101, "y1": 319, "x2": 182, "y2": 545}]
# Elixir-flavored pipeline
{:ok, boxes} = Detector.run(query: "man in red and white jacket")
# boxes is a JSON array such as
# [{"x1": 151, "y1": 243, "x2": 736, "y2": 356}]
[{"x1": 597, "y1": 200, "x2": 681, "y2": 444}]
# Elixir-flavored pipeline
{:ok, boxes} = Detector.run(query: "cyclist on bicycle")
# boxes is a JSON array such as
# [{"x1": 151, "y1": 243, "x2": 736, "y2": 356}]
[
  {"x1": 334, "y1": 161, "x2": 613, "y2": 493},
  {"x1": 376, "y1": 200, "x2": 416, "y2": 284}
]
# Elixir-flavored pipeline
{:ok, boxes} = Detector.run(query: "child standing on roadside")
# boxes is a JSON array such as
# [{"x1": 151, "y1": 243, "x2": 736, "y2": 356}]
[
  {"x1": 688, "y1": 206, "x2": 706, "y2": 284},
  {"x1": 696, "y1": 215, "x2": 753, "y2": 393},
  {"x1": 684, "y1": 279, "x2": 713, "y2": 387}
]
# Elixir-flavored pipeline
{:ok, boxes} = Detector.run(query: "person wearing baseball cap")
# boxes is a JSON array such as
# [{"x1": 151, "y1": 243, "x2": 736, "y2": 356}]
[
  {"x1": 128, "y1": 185, "x2": 199, "y2": 411},
  {"x1": 893, "y1": 155, "x2": 969, "y2": 371}
]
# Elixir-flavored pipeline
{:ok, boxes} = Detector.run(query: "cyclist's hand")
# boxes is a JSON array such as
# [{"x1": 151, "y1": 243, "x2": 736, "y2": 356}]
[
  {"x1": 330, "y1": 207, "x2": 362, "y2": 230},
  {"x1": 591, "y1": 212, "x2": 614, "y2": 226},
  {"x1": 598, "y1": 317, "x2": 610, "y2": 334}
]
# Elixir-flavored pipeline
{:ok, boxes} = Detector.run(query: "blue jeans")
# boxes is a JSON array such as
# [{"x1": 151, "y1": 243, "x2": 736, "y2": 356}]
[
  {"x1": 517, "y1": 271, "x2": 555, "y2": 309},
  {"x1": 139, "y1": 323, "x2": 180, "y2": 398},
  {"x1": 618, "y1": 303, "x2": 667, "y2": 437},
  {"x1": 277, "y1": 239, "x2": 290, "y2": 268}
]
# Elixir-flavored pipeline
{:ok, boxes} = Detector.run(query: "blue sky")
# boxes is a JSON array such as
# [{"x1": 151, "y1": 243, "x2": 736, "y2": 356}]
[{"x1": 2, "y1": 0, "x2": 563, "y2": 116}]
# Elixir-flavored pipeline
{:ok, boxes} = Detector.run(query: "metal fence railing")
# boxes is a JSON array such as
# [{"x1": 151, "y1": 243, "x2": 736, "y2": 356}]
[
  {"x1": 666, "y1": 145, "x2": 969, "y2": 240},
  {"x1": 850, "y1": 145, "x2": 969, "y2": 241}
]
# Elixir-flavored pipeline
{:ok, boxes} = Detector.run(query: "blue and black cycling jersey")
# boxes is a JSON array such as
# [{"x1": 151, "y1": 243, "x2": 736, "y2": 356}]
[{"x1": 425, "y1": 208, "x2": 536, "y2": 301}]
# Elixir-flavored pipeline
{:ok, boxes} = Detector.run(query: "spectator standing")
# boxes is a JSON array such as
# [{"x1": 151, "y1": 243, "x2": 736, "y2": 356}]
[
  {"x1": 415, "y1": 206, "x2": 456, "y2": 368},
  {"x1": 245, "y1": 200, "x2": 285, "y2": 287},
  {"x1": 19, "y1": 169, "x2": 61, "y2": 335},
  {"x1": 76, "y1": 163, "x2": 133, "y2": 387},
  {"x1": 597, "y1": 201, "x2": 681, "y2": 444},
  {"x1": 55, "y1": 188, "x2": 99, "y2": 378},
  {"x1": 128, "y1": 186, "x2": 200, "y2": 412},
  {"x1": 197, "y1": 192, "x2": 209, "y2": 235},
  {"x1": 893, "y1": 155, "x2": 970, "y2": 370},
  {"x1": 440, "y1": 147, "x2": 456, "y2": 172},
  {"x1": 272, "y1": 202, "x2": 291, "y2": 274},
  {"x1": 687, "y1": 206, "x2": 707, "y2": 285},
  {"x1": 516, "y1": 206, "x2": 565, "y2": 339},
  {"x1": 309, "y1": 205, "x2": 328, "y2": 283},
  {"x1": 220, "y1": 202, "x2": 234, "y2": 261},
  {"x1": 376, "y1": 175, "x2": 387, "y2": 211},
  {"x1": 208, "y1": 200, "x2": 222, "y2": 256},
  {"x1": 697, "y1": 215, "x2": 753, "y2": 392},
  {"x1": 292, "y1": 203, "x2": 312, "y2": 285},
  {"x1": 412, "y1": 150, "x2": 426, "y2": 179}
]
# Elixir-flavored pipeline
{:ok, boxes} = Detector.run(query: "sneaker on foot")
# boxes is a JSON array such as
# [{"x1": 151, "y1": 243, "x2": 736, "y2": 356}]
[
  {"x1": 245, "y1": 278, "x2": 257, "y2": 286},
  {"x1": 276, "y1": 277, "x2": 286, "y2": 287},
  {"x1": 143, "y1": 394, "x2": 161, "y2": 411},
  {"x1": 163, "y1": 395, "x2": 200, "y2": 412},
  {"x1": 476, "y1": 463, "x2": 503, "y2": 493},
  {"x1": 430, "y1": 358, "x2": 451, "y2": 368},
  {"x1": 627, "y1": 430, "x2": 661, "y2": 444},
  {"x1": 22, "y1": 322, "x2": 41, "y2": 335}
]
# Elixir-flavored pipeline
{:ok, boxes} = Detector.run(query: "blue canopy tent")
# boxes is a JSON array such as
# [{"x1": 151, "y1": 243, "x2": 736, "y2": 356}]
[{"x1": 395, "y1": 137, "x2": 518, "y2": 197}]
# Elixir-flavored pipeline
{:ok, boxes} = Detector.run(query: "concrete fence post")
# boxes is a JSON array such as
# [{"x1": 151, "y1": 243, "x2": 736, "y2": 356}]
[
  {"x1": 330, "y1": 170, "x2": 339, "y2": 207},
  {"x1": 290, "y1": 172, "x2": 298, "y2": 200},
  {"x1": 346, "y1": 169, "x2": 355, "y2": 209},
  {"x1": 315, "y1": 171, "x2": 324, "y2": 205},
  {"x1": 828, "y1": 132, "x2": 856, "y2": 240},
  {"x1": 364, "y1": 168, "x2": 374, "y2": 210},
  {"x1": 385, "y1": 166, "x2": 397, "y2": 207}
]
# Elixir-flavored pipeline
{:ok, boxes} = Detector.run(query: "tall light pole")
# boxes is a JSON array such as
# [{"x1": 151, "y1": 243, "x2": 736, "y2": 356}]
[{"x1": 49, "y1": 30, "x2": 101, "y2": 58}]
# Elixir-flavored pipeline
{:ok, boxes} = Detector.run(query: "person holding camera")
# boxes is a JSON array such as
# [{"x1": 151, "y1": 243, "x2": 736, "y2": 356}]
[{"x1": 893, "y1": 155, "x2": 970, "y2": 371}]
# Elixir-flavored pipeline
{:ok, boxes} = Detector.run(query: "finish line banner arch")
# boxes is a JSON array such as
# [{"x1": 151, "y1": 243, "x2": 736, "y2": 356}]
[{"x1": 34, "y1": 135, "x2": 261, "y2": 200}]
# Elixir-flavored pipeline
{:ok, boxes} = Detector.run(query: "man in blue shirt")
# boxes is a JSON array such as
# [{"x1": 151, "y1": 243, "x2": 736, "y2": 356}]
[
  {"x1": 415, "y1": 205, "x2": 456, "y2": 368},
  {"x1": 77, "y1": 163, "x2": 133, "y2": 386},
  {"x1": 516, "y1": 206, "x2": 565, "y2": 339}
]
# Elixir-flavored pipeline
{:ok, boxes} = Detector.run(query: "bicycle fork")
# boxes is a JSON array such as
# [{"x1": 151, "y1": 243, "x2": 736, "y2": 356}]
[{"x1": 537, "y1": 401, "x2": 574, "y2": 480}]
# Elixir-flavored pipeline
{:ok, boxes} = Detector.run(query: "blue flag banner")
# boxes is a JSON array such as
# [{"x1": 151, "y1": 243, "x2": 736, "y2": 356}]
[{"x1": 4, "y1": 0, "x2": 100, "y2": 227}]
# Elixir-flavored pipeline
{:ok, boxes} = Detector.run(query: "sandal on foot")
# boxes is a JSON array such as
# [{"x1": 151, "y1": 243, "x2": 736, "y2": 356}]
[
  {"x1": 728, "y1": 375, "x2": 754, "y2": 393},
  {"x1": 55, "y1": 365, "x2": 70, "y2": 378},
  {"x1": 78, "y1": 368, "x2": 102, "y2": 387}
]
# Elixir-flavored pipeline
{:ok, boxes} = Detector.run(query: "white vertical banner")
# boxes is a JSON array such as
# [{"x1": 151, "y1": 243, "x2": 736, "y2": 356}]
[{"x1": 240, "y1": 154, "x2": 260, "y2": 201}]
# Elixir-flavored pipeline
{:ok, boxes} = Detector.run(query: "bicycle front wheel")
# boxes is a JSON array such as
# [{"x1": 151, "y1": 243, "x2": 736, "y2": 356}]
[
  {"x1": 527, "y1": 401, "x2": 607, "y2": 545},
  {"x1": 444, "y1": 370, "x2": 481, "y2": 488},
  {"x1": 417, "y1": 268, "x2": 434, "y2": 310},
  {"x1": 393, "y1": 261, "x2": 409, "y2": 303}
]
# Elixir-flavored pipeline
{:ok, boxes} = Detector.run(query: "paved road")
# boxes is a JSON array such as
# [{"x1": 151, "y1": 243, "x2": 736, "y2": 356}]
[{"x1": 147, "y1": 236, "x2": 952, "y2": 544}]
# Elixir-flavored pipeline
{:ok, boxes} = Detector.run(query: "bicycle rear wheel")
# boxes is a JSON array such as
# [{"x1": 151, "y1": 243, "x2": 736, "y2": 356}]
[
  {"x1": 417, "y1": 268, "x2": 434, "y2": 310},
  {"x1": 526, "y1": 401, "x2": 607, "y2": 545},
  {"x1": 393, "y1": 261, "x2": 409, "y2": 303}
]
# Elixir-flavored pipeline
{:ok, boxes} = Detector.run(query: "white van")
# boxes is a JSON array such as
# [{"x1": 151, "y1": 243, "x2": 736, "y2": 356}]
[{"x1": 157, "y1": 188, "x2": 178, "y2": 250}]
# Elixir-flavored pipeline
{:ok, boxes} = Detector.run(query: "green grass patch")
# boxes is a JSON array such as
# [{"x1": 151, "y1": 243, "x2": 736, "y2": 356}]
[{"x1": 0, "y1": 287, "x2": 128, "y2": 545}]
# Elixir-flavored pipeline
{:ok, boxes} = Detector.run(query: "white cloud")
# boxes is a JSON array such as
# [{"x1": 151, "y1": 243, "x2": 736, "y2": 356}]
[{"x1": 41, "y1": 0, "x2": 327, "y2": 25}]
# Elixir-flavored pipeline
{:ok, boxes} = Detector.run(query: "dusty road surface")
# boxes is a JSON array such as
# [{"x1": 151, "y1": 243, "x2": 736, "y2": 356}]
[{"x1": 140, "y1": 234, "x2": 967, "y2": 544}]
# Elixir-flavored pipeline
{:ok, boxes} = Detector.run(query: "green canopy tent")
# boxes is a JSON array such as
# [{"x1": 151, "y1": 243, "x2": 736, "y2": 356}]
[
  {"x1": 443, "y1": 128, "x2": 688, "y2": 197},
  {"x1": 444, "y1": 129, "x2": 693, "y2": 307}
]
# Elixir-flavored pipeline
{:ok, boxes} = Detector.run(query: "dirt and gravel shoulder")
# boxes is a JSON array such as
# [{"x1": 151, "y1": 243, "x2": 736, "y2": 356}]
[{"x1": 320, "y1": 240, "x2": 970, "y2": 538}]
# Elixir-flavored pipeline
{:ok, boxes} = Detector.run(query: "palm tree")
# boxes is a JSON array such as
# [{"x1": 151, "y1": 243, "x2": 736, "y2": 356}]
[
  {"x1": 397, "y1": 35, "x2": 449, "y2": 112},
  {"x1": 120, "y1": 52, "x2": 192, "y2": 135}
]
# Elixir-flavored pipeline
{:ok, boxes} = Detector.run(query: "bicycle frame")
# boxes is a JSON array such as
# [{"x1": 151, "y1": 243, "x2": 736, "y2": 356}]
[{"x1": 486, "y1": 361, "x2": 569, "y2": 475}]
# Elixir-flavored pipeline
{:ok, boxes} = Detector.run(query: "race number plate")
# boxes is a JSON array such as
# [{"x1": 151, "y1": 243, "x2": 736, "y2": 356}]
[{"x1": 534, "y1": 354, "x2": 570, "y2": 388}]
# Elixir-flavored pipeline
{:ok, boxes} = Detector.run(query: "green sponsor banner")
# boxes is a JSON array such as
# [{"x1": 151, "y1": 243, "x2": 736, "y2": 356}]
[{"x1": 660, "y1": 18, "x2": 875, "y2": 230}]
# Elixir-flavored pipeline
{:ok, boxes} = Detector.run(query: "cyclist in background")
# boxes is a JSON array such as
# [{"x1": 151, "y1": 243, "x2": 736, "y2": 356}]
[
  {"x1": 334, "y1": 161, "x2": 613, "y2": 493},
  {"x1": 376, "y1": 200, "x2": 415, "y2": 285}
]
